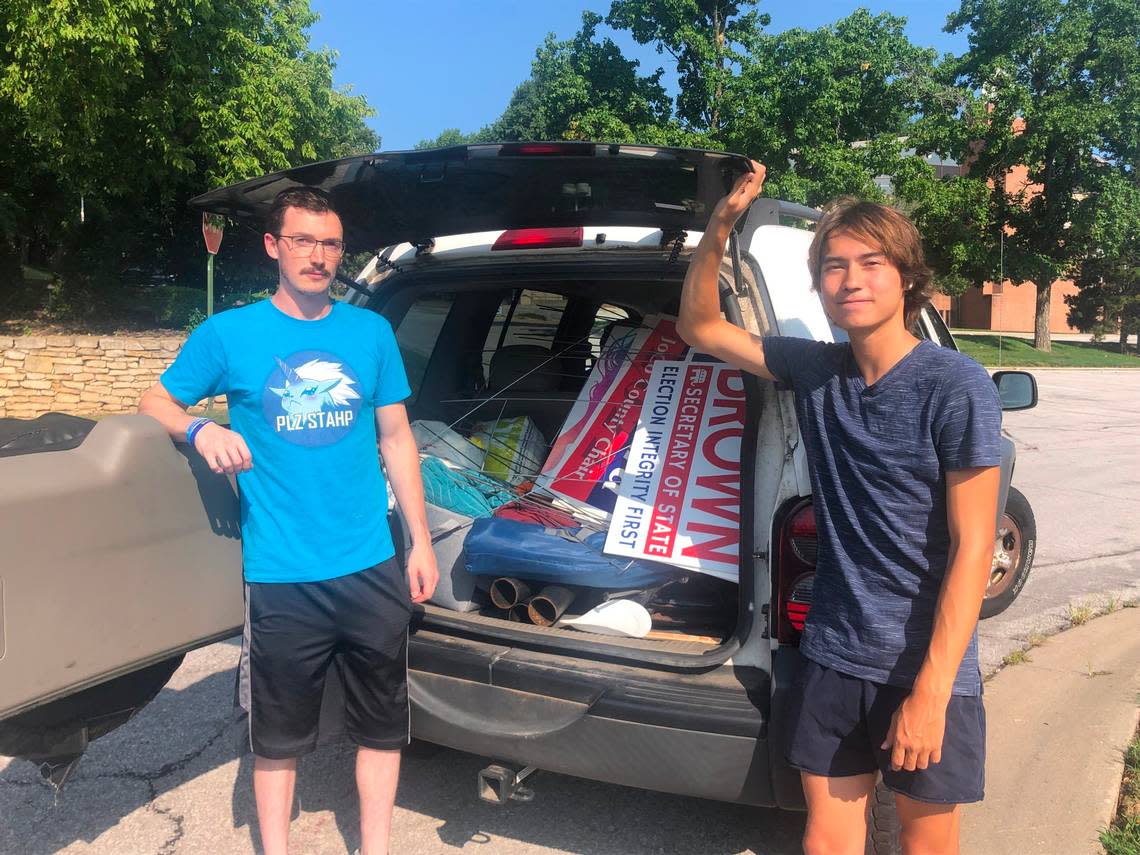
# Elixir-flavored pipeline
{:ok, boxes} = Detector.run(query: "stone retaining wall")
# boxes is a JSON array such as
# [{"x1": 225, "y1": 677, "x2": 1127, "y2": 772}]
[{"x1": 0, "y1": 334, "x2": 187, "y2": 419}]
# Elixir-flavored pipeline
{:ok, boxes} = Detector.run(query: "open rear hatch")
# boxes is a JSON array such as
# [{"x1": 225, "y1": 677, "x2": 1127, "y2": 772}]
[
  {"x1": 191, "y1": 144, "x2": 759, "y2": 665},
  {"x1": 188, "y1": 142, "x2": 753, "y2": 250}
]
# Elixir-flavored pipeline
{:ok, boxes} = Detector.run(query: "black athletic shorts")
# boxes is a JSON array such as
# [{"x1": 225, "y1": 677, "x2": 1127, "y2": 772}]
[
  {"x1": 784, "y1": 659, "x2": 986, "y2": 804},
  {"x1": 238, "y1": 557, "x2": 412, "y2": 759}
]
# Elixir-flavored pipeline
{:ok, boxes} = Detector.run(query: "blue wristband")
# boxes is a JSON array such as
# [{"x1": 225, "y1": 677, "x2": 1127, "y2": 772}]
[{"x1": 186, "y1": 417, "x2": 212, "y2": 445}]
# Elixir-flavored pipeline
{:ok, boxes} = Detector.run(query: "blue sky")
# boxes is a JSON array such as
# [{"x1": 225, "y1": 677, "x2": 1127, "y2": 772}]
[{"x1": 308, "y1": 1, "x2": 968, "y2": 152}]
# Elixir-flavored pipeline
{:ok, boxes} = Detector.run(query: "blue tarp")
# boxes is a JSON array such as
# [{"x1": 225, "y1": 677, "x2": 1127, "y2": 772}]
[{"x1": 463, "y1": 516, "x2": 676, "y2": 589}]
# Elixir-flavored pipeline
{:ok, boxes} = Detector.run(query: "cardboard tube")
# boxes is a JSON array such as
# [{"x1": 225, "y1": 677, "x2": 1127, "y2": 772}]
[
  {"x1": 508, "y1": 600, "x2": 533, "y2": 623},
  {"x1": 490, "y1": 577, "x2": 531, "y2": 610},
  {"x1": 528, "y1": 585, "x2": 576, "y2": 627}
]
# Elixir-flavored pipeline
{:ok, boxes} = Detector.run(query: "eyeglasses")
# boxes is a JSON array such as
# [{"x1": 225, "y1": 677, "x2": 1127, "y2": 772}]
[{"x1": 275, "y1": 234, "x2": 346, "y2": 258}]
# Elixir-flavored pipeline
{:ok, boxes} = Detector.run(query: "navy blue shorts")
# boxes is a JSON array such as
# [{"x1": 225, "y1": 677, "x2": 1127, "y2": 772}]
[
  {"x1": 238, "y1": 557, "x2": 412, "y2": 759},
  {"x1": 784, "y1": 659, "x2": 986, "y2": 804}
]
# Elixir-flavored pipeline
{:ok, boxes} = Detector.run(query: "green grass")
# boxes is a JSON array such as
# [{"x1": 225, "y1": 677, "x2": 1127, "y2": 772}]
[
  {"x1": 20, "y1": 265, "x2": 54, "y2": 282},
  {"x1": 1002, "y1": 647, "x2": 1032, "y2": 667},
  {"x1": 1103, "y1": 818, "x2": 1140, "y2": 855},
  {"x1": 1101, "y1": 732, "x2": 1140, "y2": 855},
  {"x1": 1068, "y1": 601, "x2": 1096, "y2": 626},
  {"x1": 954, "y1": 334, "x2": 1140, "y2": 368}
]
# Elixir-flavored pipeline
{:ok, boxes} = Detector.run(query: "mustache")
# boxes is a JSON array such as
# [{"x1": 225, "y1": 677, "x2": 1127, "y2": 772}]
[{"x1": 300, "y1": 266, "x2": 329, "y2": 276}]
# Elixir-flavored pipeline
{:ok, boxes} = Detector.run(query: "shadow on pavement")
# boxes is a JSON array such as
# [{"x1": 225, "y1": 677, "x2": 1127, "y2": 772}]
[
  {"x1": 384, "y1": 740, "x2": 806, "y2": 855},
  {"x1": 0, "y1": 644, "x2": 805, "y2": 855}
]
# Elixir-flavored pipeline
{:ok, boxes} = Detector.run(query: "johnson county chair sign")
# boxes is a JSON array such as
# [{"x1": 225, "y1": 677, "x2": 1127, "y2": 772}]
[{"x1": 603, "y1": 360, "x2": 744, "y2": 582}]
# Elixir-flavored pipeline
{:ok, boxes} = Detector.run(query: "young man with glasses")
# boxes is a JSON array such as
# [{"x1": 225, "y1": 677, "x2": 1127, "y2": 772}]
[{"x1": 139, "y1": 187, "x2": 438, "y2": 855}]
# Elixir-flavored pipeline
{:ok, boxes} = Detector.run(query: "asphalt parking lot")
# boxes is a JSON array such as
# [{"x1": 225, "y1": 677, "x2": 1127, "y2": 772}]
[{"x1": 2, "y1": 368, "x2": 1138, "y2": 855}]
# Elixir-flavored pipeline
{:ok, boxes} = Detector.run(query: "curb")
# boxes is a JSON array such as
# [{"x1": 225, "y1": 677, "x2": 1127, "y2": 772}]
[{"x1": 963, "y1": 607, "x2": 1140, "y2": 855}]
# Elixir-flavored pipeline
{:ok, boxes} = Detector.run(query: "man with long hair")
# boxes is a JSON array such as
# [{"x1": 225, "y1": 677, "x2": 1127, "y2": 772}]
[{"x1": 678, "y1": 165, "x2": 1000, "y2": 855}]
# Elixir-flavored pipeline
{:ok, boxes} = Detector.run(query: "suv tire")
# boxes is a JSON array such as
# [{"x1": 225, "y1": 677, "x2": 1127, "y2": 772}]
[
  {"x1": 865, "y1": 777, "x2": 901, "y2": 855},
  {"x1": 981, "y1": 487, "x2": 1036, "y2": 619}
]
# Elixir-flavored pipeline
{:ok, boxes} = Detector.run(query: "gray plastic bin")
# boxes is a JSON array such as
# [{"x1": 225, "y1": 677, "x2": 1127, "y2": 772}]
[{"x1": 399, "y1": 502, "x2": 484, "y2": 612}]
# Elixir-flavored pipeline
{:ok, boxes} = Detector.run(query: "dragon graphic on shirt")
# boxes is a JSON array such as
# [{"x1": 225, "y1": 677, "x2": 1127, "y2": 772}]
[{"x1": 268, "y1": 356, "x2": 361, "y2": 435}]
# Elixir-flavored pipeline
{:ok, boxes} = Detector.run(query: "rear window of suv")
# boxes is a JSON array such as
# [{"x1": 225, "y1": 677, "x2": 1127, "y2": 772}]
[
  {"x1": 483, "y1": 290, "x2": 570, "y2": 378},
  {"x1": 395, "y1": 295, "x2": 451, "y2": 397},
  {"x1": 392, "y1": 288, "x2": 634, "y2": 419}
]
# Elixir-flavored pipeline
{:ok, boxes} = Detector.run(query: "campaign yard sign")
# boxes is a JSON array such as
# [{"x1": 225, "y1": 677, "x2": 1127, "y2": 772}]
[
  {"x1": 604, "y1": 360, "x2": 745, "y2": 582},
  {"x1": 538, "y1": 315, "x2": 689, "y2": 513}
]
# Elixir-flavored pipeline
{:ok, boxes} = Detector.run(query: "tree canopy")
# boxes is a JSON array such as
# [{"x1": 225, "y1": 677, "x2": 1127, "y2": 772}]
[
  {"x1": 0, "y1": 0, "x2": 377, "y2": 313},
  {"x1": 4, "y1": 0, "x2": 1136, "y2": 348},
  {"x1": 908, "y1": 0, "x2": 1139, "y2": 349}
]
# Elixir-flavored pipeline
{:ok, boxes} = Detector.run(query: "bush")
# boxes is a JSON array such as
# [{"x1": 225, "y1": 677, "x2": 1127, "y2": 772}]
[
  {"x1": 126, "y1": 286, "x2": 208, "y2": 329},
  {"x1": 183, "y1": 308, "x2": 207, "y2": 334},
  {"x1": 181, "y1": 287, "x2": 272, "y2": 333},
  {"x1": 220, "y1": 288, "x2": 271, "y2": 310},
  {"x1": 44, "y1": 276, "x2": 116, "y2": 322},
  {"x1": 0, "y1": 262, "x2": 48, "y2": 319},
  {"x1": 125, "y1": 285, "x2": 271, "y2": 329}
]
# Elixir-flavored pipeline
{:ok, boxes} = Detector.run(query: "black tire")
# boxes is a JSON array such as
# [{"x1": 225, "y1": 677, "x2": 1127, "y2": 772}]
[
  {"x1": 865, "y1": 777, "x2": 902, "y2": 855},
  {"x1": 981, "y1": 486, "x2": 1037, "y2": 619}
]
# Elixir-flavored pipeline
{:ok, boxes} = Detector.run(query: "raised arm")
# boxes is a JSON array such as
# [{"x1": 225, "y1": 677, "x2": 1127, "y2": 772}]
[{"x1": 675, "y1": 161, "x2": 776, "y2": 381}]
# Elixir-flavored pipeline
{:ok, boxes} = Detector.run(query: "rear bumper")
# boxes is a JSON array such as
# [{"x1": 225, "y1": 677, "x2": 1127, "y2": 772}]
[{"x1": 407, "y1": 629, "x2": 807, "y2": 808}]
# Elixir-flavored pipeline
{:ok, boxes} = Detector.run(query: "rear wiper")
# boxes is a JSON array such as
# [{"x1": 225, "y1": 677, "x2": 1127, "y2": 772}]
[{"x1": 335, "y1": 271, "x2": 371, "y2": 296}]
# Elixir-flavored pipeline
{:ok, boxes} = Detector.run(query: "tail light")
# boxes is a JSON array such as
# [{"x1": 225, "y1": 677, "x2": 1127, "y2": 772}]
[
  {"x1": 499, "y1": 142, "x2": 594, "y2": 156},
  {"x1": 775, "y1": 501, "x2": 817, "y2": 643},
  {"x1": 492, "y1": 227, "x2": 584, "y2": 251},
  {"x1": 786, "y1": 574, "x2": 813, "y2": 631}
]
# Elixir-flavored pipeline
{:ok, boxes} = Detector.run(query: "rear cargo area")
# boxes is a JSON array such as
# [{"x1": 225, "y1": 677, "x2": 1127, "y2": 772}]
[{"x1": 374, "y1": 268, "x2": 754, "y2": 653}]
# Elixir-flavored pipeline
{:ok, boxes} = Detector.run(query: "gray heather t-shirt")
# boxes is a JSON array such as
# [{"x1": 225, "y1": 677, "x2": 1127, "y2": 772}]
[{"x1": 763, "y1": 337, "x2": 1002, "y2": 696}]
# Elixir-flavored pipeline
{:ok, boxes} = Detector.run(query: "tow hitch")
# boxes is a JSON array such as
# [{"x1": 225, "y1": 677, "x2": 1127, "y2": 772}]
[{"x1": 477, "y1": 763, "x2": 538, "y2": 805}]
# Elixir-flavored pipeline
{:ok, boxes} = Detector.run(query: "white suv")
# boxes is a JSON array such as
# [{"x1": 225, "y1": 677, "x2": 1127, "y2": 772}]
[{"x1": 0, "y1": 144, "x2": 1036, "y2": 832}]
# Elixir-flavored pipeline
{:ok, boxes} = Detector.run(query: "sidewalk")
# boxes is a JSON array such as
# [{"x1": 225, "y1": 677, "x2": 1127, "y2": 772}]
[
  {"x1": 963, "y1": 607, "x2": 1140, "y2": 855},
  {"x1": 951, "y1": 329, "x2": 1099, "y2": 342}
]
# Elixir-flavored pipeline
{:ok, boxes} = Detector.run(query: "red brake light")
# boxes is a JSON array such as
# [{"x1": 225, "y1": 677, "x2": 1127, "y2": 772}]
[
  {"x1": 789, "y1": 505, "x2": 818, "y2": 565},
  {"x1": 786, "y1": 573, "x2": 814, "y2": 631},
  {"x1": 776, "y1": 501, "x2": 818, "y2": 644},
  {"x1": 500, "y1": 143, "x2": 592, "y2": 156},
  {"x1": 492, "y1": 227, "x2": 584, "y2": 251}
]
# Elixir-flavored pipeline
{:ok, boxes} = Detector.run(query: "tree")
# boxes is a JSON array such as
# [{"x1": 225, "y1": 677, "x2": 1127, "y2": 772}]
[
  {"x1": 925, "y1": 0, "x2": 1122, "y2": 351},
  {"x1": 0, "y1": 0, "x2": 378, "y2": 312},
  {"x1": 606, "y1": 0, "x2": 768, "y2": 137},
  {"x1": 1066, "y1": 0, "x2": 1140, "y2": 350},
  {"x1": 1089, "y1": 0, "x2": 1140, "y2": 180},
  {"x1": 414, "y1": 128, "x2": 479, "y2": 150},
  {"x1": 416, "y1": 5, "x2": 940, "y2": 216},
  {"x1": 891, "y1": 156, "x2": 993, "y2": 300},
  {"x1": 416, "y1": 2, "x2": 767, "y2": 148},
  {"x1": 730, "y1": 9, "x2": 938, "y2": 206},
  {"x1": 1068, "y1": 172, "x2": 1140, "y2": 351}
]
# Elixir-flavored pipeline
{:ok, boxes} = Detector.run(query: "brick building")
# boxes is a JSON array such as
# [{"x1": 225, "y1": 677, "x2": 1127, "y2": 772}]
[{"x1": 888, "y1": 146, "x2": 1083, "y2": 334}]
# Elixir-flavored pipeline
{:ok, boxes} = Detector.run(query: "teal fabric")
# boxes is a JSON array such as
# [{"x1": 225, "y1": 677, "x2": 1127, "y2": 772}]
[{"x1": 419, "y1": 456, "x2": 513, "y2": 518}]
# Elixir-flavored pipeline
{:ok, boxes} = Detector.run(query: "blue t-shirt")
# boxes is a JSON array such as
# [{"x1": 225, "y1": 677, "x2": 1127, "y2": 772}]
[
  {"x1": 763, "y1": 337, "x2": 1002, "y2": 696},
  {"x1": 162, "y1": 299, "x2": 411, "y2": 583}
]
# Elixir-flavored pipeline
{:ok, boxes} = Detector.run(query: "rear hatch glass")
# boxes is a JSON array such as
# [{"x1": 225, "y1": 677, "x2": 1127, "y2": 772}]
[{"x1": 189, "y1": 143, "x2": 753, "y2": 251}]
